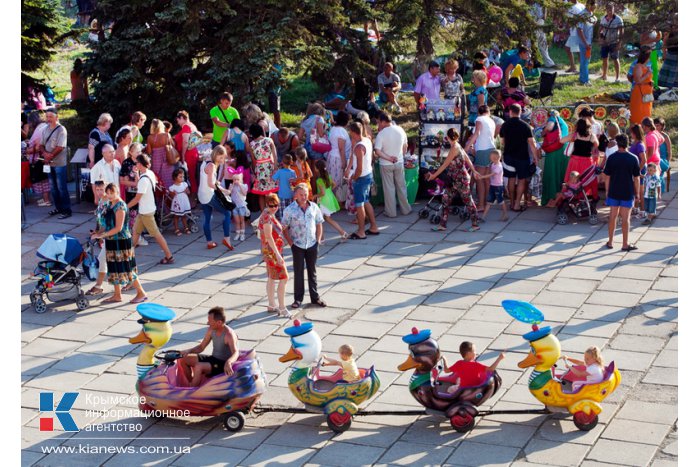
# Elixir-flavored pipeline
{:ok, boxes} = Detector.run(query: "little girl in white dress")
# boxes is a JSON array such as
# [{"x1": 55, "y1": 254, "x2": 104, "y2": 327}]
[{"x1": 169, "y1": 168, "x2": 192, "y2": 235}]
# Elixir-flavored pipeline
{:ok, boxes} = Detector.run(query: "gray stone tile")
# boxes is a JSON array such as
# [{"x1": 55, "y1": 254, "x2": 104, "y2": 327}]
[
  {"x1": 573, "y1": 304, "x2": 632, "y2": 322},
  {"x1": 262, "y1": 422, "x2": 333, "y2": 449},
  {"x1": 466, "y1": 419, "x2": 537, "y2": 448},
  {"x1": 467, "y1": 253, "x2": 522, "y2": 269},
  {"x1": 524, "y1": 438, "x2": 591, "y2": 466},
  {"x1": 641, "y1": 290, "x2": 678, "y2": 307},
  {"x1": 603, "y1": 349, "x2": 655, "y2": 372},
  {"x1": 556, "y1": 265, "x2": 610, "y2": 280},
  {"x1": 602, "y1": 418, "x2": 671, "y2": 445},
  {"x1": 561, "y1": 319, "x2": 621, "y2": 338},
  {"x1": 642, "y1": 366, "x2": 677, "y2": 386},
  {"x1": 378, "y1": 440, "x2": 454, "y2": 466},
  {"x1": 241, "y1": 443, "x2": 318, "y2": 467},
  {"x1": 617, "y1": 400, "x2": 677, "y2": 425},
  {"x1": 534, "y1": 290, "x2": 589, "y2": 308},
  {"x1": 424, "y1": 292, "x2": 479, "y2": 310},
  {"x1": 171, "y1": 444, "x2": 250, "y2": 467},
  {"x1": 586, "y1": 290, "x2": 643, "y2": 307},
  {"x1": 332, "y1": 319, "x2": 394, "y2": 339},
  {"x1": 609, "y1": 334, "x2": 667, "y2": 354},
  {"x1": 586, "y1": 439, "x2": 659, "y2": 466},
  {"x1": 22, "y1": 337, "x2": 83, "y2": 359},
  {"x1": 654, "y1": 349, "x2": 678, "y2": 368},
  {"x1": 386, "y1": 277, "x2": 442, "y2": 295},
  {"x1": 547, "y1": 277, "x2": 599, "y2": 294},
  {"x1": 445, "y1": 440, "x2": 518, "y2": 466},
  {"x1": 405, "y1": 305, "x2": 466, "y2": 324},
  {"x1": 536, "y1": 416, "x2": 606, "y2": 445},
  {"x1": 380, "y1": 242, "x2": 434, "y2": 257},
  {"x1": 309, "y1": 441, "x2": 385, "y2": 466}
]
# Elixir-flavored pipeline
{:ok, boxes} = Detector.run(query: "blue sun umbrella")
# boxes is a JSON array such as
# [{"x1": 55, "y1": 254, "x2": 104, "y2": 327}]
[{"x1": 36, "y1": 234, "x2": 84, "y2": 266}]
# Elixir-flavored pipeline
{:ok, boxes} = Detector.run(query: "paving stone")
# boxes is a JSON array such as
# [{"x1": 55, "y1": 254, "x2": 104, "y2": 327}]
[
  {"x1": 641, "y1": 290, "x2": 678, "y2": 307},
  {"x1": 450, "y1": 265, "x2": 507, "y2": 282},
  {"x1": 24, "y1": 368, "x2": 97, "y2": 393},
  {"x1": 400, "y1": 264, "x2": 456, "y2": 282},
  {"x1": 618, "y1": 314, "x2": 677, "y2": 338},
  {"x1": 309, "y1": 441, "x2": 385, "y2": 466},
  {"x1": 378, "y1": 440, "x2": 454, "y2": 466},
  {"x1": 447, "y1": 440, "x2": 520, "y2": 466},
  {"x1": 328, "y1": 421, "x2": 407, "y2": 447},
  {"x1": 263, "y1": 422, "x2": 333, "y2": 449},
  {"x1": 642, "y1": 366, "x2": 678, "y2": 386},
  {"x1": 463, "y1": 304, "x2": 515, "y2": 324},
  {"x1": 170, "y1": 444, "x2": 250, "y2": 467},
  {"x1": 607, "y1": 264, "x2": 663, "y2": 280},
  {"x1": 597, "y1": 276, "x2": 654, "y2": 293},
  {"x1": 602, "y1": 349, "x2": 655, "y2": 372},
  {"x1": 560, "y1": 319, "x2": 621, "y2": 338},
  {"x1": 415, "y1": 252, "x2": 472, "y2": 270},
  {"x1": 467, "y1": 253, "x2": 522, "y2": 269},
  {"x1": 534, "y1": 290, "x2": 589, "y2": 309},
  {"x1": 609, "y1": 334, "x2": 667, "y2": 354},
  {"x1": 573, "y1": 304, "x2": 632, "y2": 322},
  {"x1": 557, "y1": 334, "x2": 609, "y2": 354},
  {"x1": 523, "y1": 437, "x2": 591, "y2": 466},
  {"x1": 388, "y1": 320, "x2": 452, "y2": 339},
  {"x1": 586, "y1": 290, "x2": 644, "y2": 307},
  {"x1": 602, "y1": 418, "x2": 671, "y2": 445},
  {"x1": 332, "y1": 319, "x2": 393, "y2": 339},
  {"x1": 556, "y1": 265, "x2": 610, "y2": 281},
  {"x1": 506, "y1": 264, "x2": 560, "y2": 281},
  {"x1": 448, "y1": 319, "x2": 507, "y2": 339},
  {"x1": 22, "y1": 337, "x2": 83, "y2": 359},
  {"x1": 424, "y1": 292, "x2": 479, "y2": 310},
  {"x1": 386, "y1": 277, "x2": 443, "y2": 295},
  {"x1": 491, "y1": 278, "x2": 547, "y2": 295},
  {"x1": 547, "y1": 277, "x2": 599, "y2": 294},
  {"x1": 479, "y1": 291, "x2": 536, "y2": 307},
  {"x1": 536, "y1": 416, "x2": 606, "y2": 445},
  {"x1": 355, "y1": 350, "x2": 408, "y2": 374},
  {"x1": 405, "y1": 305, "x2": 466, "y2": 323},
  {"x1": 466, "y1": 419, "x2": 537, "y2": 448},
  {"x1": 81, "y1": 373, "x2": 138, "y2": 395},
  {"x1": 586, "y1": 439, "x2": 659, "y2": 466},
  {"x1": 380, "y1": 242, "x2": 434, "y2": 257},
  {"x1": 49, "y1": 352, "x2": 118, "y2": 374},
  {"x1": 617, "y1": 400, "x2": 677, "y2": 425},
  {"x1": 653, "y1": 349, "x2": 678, "y2": 368}
]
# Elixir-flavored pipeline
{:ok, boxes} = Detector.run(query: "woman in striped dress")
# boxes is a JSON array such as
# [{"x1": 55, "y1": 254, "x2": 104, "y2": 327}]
[{"x1": 91, "y1": 183, "x2": 147, "y2": 304}]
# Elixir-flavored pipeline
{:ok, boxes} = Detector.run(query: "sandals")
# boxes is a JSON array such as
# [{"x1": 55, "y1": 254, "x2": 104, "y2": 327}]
[
  {"x1": 222, "y1": 239, "x2": 234, "y2": 251},
  {"x1": 184, "y1": 227, "x2": 191, "y2": 235},
  {"x1": 291, "y1": 301, "x2": 302, "y2": 309},
  {"x1": 130, "y1": 296, "x2": 148, "y2": 304},
  {"x1": 48, "y1": 209, "x2": 60, "y2": 216},
  {"x1": 159, "y1": 256, "x2": 175, "y2": 264},
  {"x1": 266, "y1": 306, "x2": 279, "y2": 313},
  {"x1": 340, "y1": 232, "x2": 349, "y2": 242},
  {"x1": 468, "y1": 225, "x2": 480, "y2": 232},
  {"x1": 349, "y1": 233, "x2": 367, "y2": 240},
  {"x1": 207, "y1": 242, "x2": 218, "y2": 249},
  {"x1": 311, "y1": 298, "x2": 327, "y2": 308},
  {"x1": 278, "y1": 308, "x2": 293, "y2": 318},
  {"x1": 174, "y1": 229, "x2": 183, "y2": 237},
  {"x1": 122, "y1": 283, "x2": 135, "y2": 292},
  {"x1": 621, "y1": 245, "x2": 638, "y2": 252},
  {"x1": 431, "y1": 226, "x2": 446, "y2": 232},
  {"x1": 365, "y1": 229, "x2": 380, "y2": 236},
  {"x1": 85, "y1": 286, "x2": 103, "y2": 296},
  {"x1": 605, "y1": 242, "x2": 614, "y2": 249},
  {"x1": 102, "y1": 296, "x2": 122, "y2": 303}
]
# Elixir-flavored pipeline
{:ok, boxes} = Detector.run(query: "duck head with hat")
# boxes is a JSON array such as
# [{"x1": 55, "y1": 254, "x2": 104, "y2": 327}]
[
  {"x1": 129, "y1": 303, "x2": 176, "y2": 379},
  {"x1": 279, "y1": 319, "x2": 322, "y2": 368},
  {"x1": 398, "y1": 327, "x2": 441, "y2": 372}
]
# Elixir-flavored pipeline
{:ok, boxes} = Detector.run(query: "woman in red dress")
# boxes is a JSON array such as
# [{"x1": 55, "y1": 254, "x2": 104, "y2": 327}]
[
  {"x1": 258, "y1": 194, "x2": 291, "y2": 318},
  {"x1": 174, "y1": 110, "x2": 201, "y2": 195}
]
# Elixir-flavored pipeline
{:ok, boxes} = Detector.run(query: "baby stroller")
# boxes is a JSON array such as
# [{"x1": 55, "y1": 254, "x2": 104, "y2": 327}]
[
  {"x1": 418, "y1": 178, "x2": 472, "y2": 225},
  {"x1": 556, "y1": 164, "x2": 600, "y2": 225},
  {"x1": 30, "y1": 234, "x2": 93, "y2": 313},
  {"x1": 155, "y1": 175, "x2": 199, "y2": 233}
]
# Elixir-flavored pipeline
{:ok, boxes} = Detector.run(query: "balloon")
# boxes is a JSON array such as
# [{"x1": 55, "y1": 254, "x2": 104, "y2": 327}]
[{"x1": 488, "y1": 66, "x2": 503, "y2": 84}]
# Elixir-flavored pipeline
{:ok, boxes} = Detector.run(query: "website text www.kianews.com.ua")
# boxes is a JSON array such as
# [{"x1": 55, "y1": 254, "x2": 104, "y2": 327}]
[{"x1": 40, "y1": 444, "x2": 192, "y2": 455}]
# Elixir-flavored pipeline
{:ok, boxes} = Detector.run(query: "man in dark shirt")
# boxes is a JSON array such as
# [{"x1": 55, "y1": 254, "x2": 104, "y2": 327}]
[
  {"x1": 604, "y1": 134, "x2": 640, "y2": 251},
  {"x1": 499, "y1": 104, "x2": 539, "y2": 211}
]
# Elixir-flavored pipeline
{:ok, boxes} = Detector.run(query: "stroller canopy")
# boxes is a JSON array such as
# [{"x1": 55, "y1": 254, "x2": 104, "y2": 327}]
[{"x1": 36, "y1": 234, "x2": 84, "y2": 266}]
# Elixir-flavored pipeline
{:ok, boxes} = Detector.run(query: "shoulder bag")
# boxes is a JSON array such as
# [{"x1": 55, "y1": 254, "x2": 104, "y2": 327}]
[
  {"x1": 165, "y1": 134, "x2": 181, "y2": 165},
  {"x1": 541, "y1": 119, "x2": 564, "y2": 153},
  {"x1": 214, "y1": 183, "x2": 235, "y2": 210}
]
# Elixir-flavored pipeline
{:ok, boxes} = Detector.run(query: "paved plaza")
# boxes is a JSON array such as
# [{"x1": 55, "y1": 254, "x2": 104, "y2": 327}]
[{"x1": 21, "y1": 176, "x2": 678, "y2": 467}]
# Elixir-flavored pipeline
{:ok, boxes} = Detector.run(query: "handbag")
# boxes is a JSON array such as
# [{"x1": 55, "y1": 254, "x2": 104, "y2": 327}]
[
  {"x1": 29, "y1": 161, "x2": 48, "y2": 183},
  {"x1": 335, "y1": 178, "x2": 348, "y2": 203},
  {"x1": 310, "y1": 127, "x2": 332, "y2": 153},
  {"x1": 564, "y1": 141, "x2": 574, "y2": 157},
  {"x1": 640, "y1": 84, "x2": 655, "y2": 103},
  {"x1": 165, "y1": 135, "x2": 181, "y2": 165},
  {"x1": 214, "y1": 183, "x2": 235, "y2": 210},
  {"x1": 541, "y1": 120, "x2": 564, "y2": 153}
]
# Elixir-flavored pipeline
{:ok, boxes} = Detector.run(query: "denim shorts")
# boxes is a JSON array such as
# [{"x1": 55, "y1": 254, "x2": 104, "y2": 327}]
[
  {"x1": 644, "y1": 197, "x2": 657, "y2": 215},
  {"x1": 488, "y1": 185, "x2": 504, "y2": 204},
  {"x1": 353, "y1": 174, "x2": 373, "y2": 206},
  {"x1": 601, "y1": 43, "x2": 619, "y2": 59},
  {"x1": 606, "y1": 197, "x2": 634, "y2": 208},
  {"x1": 233, "y1": 206, "x2": 247, "y2": 217}
]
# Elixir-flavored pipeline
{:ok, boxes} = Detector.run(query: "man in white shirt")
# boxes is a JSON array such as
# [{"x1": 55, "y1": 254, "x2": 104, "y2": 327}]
[
  {"x1": 90, "y1": 144, "x2": 122, "y2": 204},
  {"x1": 373, "y1": 112, "x2": 411, "y2": 218},
  {"x1": 126, "y1": 154, "x2": 174, "y2": 264}
]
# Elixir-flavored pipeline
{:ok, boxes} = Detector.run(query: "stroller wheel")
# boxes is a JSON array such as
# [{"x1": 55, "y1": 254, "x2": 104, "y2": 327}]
[
  {"x1": 588, "y1": 214, "x2": 599, "y2": 225},
  {"x1": 76, "y1": 295, "x2": 90, "y2": 311},
  {"x1": 459, "y1": 211, "x2": 469, "y2": 221},
  {"x1": 189, "y1": 222, "x2": 200, "y2": 233},
  {"x1": 430, "y1": 214, "x2": 441, "y2": 224},
  {"x1": 419, "y1": 208, "x2": 429, "y2": 219},
  {"x1": 556, "y1": 213, "x2": 568, "y2": 225},
  {"x1": 33, "y1": 296, "x2": 47, "y2": 314},
  {"x1": 450, "y1": 206, "x2": 460, "y2": 215}
]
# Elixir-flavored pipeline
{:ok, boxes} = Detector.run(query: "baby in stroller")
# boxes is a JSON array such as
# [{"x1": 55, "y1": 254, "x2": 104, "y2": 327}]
[
  {"x1": 418, "y1": 177, "x2": 447, "y2": 224},
  {"x1": 546, "y1": 171, "x2": 581, "y2": 208}
]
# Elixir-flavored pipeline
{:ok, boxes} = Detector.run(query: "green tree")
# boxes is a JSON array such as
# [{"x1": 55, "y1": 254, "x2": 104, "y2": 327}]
[
  {"x1": 21, "y1": 0, "x2": 67, "y2": 98},
  {"x1": 87, "y1": 0, "x2": 378, "y2": 128}
]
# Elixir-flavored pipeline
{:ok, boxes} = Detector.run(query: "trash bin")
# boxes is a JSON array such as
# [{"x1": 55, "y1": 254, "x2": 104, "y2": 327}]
[{"x1": 371, "y1": 162, "x2": 419, "y2": 207}]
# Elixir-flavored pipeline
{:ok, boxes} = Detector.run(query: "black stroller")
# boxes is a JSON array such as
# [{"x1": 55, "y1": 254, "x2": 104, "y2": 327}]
[
  {"x1": 29, "y1": 234, "x2": 94, "y2": 313},
  {"x1": 556, "y1": 164, "x2": 600, "y2": 225}
]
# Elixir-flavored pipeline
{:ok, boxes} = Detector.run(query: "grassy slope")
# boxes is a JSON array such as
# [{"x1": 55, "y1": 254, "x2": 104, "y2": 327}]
[{"x1": 37, "y1": 40, "x2": 677, "y2": 153}]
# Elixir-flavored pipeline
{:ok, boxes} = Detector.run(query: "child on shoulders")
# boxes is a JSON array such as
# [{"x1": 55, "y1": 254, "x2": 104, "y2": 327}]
[{"x1": 272, "y1": 154, "x2": 296, "y2": 219}]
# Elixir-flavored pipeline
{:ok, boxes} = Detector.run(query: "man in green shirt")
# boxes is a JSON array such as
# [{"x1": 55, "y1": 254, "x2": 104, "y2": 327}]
[{"x1": 210, "y1": 92, "x2": 240, "y2": 148}]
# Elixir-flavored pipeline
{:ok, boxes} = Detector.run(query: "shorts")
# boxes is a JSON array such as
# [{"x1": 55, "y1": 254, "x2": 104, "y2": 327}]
[
  {"x1": 233, "y1": 205, "x2": 247, "y2": 217},
  {"x1": 565, "y1": 34, "x2": 579, "y2": 52},
  {"x1": 198, "y1": 354, "x2": 226, "y2": 376},
  {"x1": 475, "y1": 149, "x2": 494, "y2": 168},
  {"x1": 133, "y1": 212, "x2": 160, "y2": 238},
  {"x1": 644, "y1": 197, "x2": 657, "y2": 215},
  {"x1": 488, "y1": 185, "x2": 504, "y2": 204},
  {"x1": 601, "y1": 44, "x2": 619, "y2": 59},
  {"x1": 502, "y1": 157, "x2": 531, "y2": 180},
  {"x1": 353, "y1": 173, "x2": 373, "y2": 206},
  {"x1": 268, "y1": 91, "x2": 280, "y2": 113},
  {"x1": 606, "y1": 197, "x2": 634, "y2": 208}
]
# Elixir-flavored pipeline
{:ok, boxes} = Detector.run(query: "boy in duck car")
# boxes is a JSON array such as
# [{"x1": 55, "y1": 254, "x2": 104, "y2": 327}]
[{"x1": 444, "y1": 341, "x2": 505, "y2": 394}]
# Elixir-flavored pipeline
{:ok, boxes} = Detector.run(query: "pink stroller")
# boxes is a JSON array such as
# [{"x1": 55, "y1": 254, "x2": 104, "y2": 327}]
[{"x1": 556, "y1": 164, "x2": 600, "y2": 225}]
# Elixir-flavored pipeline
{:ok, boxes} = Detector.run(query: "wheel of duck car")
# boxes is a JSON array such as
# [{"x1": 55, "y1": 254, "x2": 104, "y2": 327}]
[
  {"x1": 450, "y1": 413, "x2": 476, "y2": 433},
  {"x1": 573, "y1": 411, "x2": 598, "y2": 431},
  {"x1": 588, "y1": 214, "x2": 598, "y2": 225},
  {"x1": 419, "y1": 208, "x2": 429, "y2": 219},
  {"x1": 327, "y1": 411, "x2": 353, "y2": 433},
  {"x1": 33, "y1": 297, "x2": 47, "y2": 314},
  {"x1": 76, "y1": 295, "x2": 90, "y2": 311},
  {"x1": 556, "y1": 213, "x2": 568, "y2": 225},
  {"x1": 223, "y1": 411, "x2": 245, "y2": 432}
]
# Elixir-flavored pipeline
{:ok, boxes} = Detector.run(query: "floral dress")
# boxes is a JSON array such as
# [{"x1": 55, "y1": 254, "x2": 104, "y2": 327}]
[
  {"x1": 104, "y1": 200, "x2": 138, "y2": 286},
  {"x1": 440, "y1": 149, "x2": 478, "y2": 228},
  {"x1": 250, "y1": 137, "x2": 279, "y2": 195},
  {"x1": 258, "y1": 210, "x2": 288, "y2": 280},
  {"x1": 169, "y1": 182, "x2": 191, "y2": 216}
]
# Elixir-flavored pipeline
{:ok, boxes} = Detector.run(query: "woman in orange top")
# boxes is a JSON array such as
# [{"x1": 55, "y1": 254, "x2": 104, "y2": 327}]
[{"x1": 630, "y1": 48, "x2": 654, "y2": 125}]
